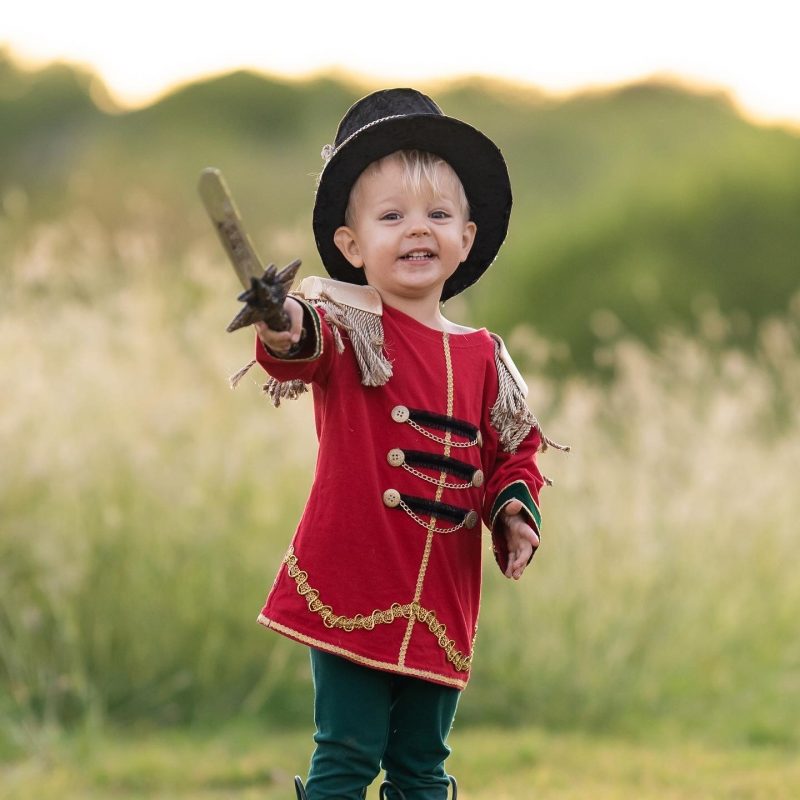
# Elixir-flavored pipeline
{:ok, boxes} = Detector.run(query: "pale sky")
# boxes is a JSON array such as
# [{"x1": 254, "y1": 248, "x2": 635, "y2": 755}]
[{"x1": 3, "y1": 0, "x2": 800, "y2": 126}]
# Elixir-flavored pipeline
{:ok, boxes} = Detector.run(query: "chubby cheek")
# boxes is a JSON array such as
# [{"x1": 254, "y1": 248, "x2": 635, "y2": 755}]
[{"x1": 367, "y1": 236, "x2": 400, "y2": 265}]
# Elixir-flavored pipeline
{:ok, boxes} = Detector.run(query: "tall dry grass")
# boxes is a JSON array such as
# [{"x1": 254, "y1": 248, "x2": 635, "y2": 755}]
[{"x1": 1, "y1": 214, "x2": 799, "y2": 750}]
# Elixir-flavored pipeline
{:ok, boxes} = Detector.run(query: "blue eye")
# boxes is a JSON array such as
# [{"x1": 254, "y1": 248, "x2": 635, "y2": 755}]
[
  {"x1": 381, "y1": 212, "x2": 401, "y2": 221},
  {"x1": 431, "y1": 210, "x2": 450, "y2": 219}
]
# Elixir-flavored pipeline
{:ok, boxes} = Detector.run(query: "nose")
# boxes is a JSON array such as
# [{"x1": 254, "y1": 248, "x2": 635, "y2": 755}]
[{"x1": 407, "y1": 214, "x2": 430, "y2": 236}]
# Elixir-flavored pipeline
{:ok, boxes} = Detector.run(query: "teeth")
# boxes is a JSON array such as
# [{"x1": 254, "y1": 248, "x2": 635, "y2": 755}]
[{"x1": 404, "y1": 252, "x2": 433, "y2": 259}]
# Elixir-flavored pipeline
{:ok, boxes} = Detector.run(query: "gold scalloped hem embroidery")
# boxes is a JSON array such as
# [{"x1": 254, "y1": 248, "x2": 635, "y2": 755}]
[
  {"x1": 258, "y1": 614, "x2": 469, "y2": 690},
  {"x1": 282, "y1": 546, "x2": 472, "y2": 673}
]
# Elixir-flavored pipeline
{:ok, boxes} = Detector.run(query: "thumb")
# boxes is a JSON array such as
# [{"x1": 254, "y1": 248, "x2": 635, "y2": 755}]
[
  {"x1": 503, "y1": 499, "x2": 523, "y2": 517},
  {"x1": 286, "y1": 297, "x2": 304, "y2": 342}
]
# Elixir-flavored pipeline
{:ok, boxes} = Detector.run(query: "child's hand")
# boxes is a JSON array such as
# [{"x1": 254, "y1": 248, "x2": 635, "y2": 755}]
[
  {"x1": 500, "y1": 499, "x2": 540, "y2": 580},
  {"x1": 254, "y1": 297, "x2": 304, "y2": 354}
]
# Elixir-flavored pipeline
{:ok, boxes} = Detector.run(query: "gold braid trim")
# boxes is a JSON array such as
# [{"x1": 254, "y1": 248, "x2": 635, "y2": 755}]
[
  {"x1": 257, "y1": 616, "x2": 468, "y2": 689},
  {"x1": 398, "y1": 331, "x2": 453, "y2": 666},
  {"x1": 283, "y1": 546, "x2": 471, "y2": 672}
]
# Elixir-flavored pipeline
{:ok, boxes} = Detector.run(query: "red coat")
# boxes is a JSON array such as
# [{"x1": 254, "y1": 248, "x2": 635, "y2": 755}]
[{"x1": 256, "y1": 300, "x2": 544, "y2": 689}]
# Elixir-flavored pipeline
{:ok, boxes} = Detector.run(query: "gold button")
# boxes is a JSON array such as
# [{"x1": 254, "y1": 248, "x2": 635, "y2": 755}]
[
  {"x1": 464, "y1": 510, "x2": 479, "y2": 529},
  {"x1": 391, "y1": 405, "x2": 410, "y2": 423},
  {"x1": 472, "y1": 469, "x2": 485, "y2": 488},
  {"x1": 383, "y1": 489, "x2": 401, "y2": 508},
  {"x1": 387, "y1": 448, "x2": 405, "y2": 467}
]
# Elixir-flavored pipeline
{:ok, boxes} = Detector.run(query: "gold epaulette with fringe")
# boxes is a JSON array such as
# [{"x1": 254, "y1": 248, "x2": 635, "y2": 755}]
[
  {"x1": 296, "y1": 276, "x2": 382, "y2": 315},
  {"x1": 295, "y1": 276, "x2": 393, "y2": 387},
  {"x1": 489, "y1": 333, "x2": 570, "y2": 464}
]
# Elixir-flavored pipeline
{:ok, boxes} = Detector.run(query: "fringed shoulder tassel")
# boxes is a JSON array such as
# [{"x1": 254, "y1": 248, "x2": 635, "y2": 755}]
[
  {"x1": 315, "y1": 292, "x2": 392, "y2": 387},
  {"x1": 490, "y1": 339, "x2": 571, "y2": 460},
  {"x1": 490, "y1": 342, "x2": 536, "y2": 455},
  {"x1": 229, "y1": 359, "x2": 257, "y2": 389},
  {"x1": 262, "y1": 377, "x2": 308, "y2": 407},
  {"x1": 229, "y1": 357, "x2": 308, "y2": 407}
]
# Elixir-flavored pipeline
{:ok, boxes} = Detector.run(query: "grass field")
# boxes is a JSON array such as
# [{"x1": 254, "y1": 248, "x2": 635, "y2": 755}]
[
  {"x1": 2, "y1": 226, "x2": 800, "y2": 794},
  {"x1": 3, "y1": 720, "x2": 799, "y2": 799}
]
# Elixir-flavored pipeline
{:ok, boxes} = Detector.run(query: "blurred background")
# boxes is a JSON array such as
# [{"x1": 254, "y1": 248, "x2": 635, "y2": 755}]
[{"x1": 1, "y1": 2, "x2": 799, "y2": 795}]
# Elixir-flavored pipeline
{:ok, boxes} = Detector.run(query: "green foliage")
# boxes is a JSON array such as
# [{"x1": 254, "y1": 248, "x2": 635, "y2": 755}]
[
  {"x1": 0, "y1": 52, "x2": 103, "y2": 208},
  {"x1": 477, "y1": 159, "x2": 800, "y2": 371},
  {"x1": 1, "y1": 54, "x2": 799, "y2": 366},
  {"x1": 2, "y1": 54, "x2": 800, "y2": 752},
  {"x1": 2, "y1": 237, "x2": 800, "y2": 745}
]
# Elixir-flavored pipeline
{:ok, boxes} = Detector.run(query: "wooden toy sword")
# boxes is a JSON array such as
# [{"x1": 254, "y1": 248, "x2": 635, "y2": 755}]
[{"x1": 198, "y1": 167, "x2": 302, "y2": 333}]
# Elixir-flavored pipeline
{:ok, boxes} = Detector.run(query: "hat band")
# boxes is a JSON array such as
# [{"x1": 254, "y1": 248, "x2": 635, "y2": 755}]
[{"x1": 320, "y1": 113, "x2": 409, "y2": 165}]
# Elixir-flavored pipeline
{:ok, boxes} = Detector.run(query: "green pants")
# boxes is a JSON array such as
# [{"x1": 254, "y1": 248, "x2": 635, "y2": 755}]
[{"x1": 305, "y1": 648, "x2": 460, "y2": 800}]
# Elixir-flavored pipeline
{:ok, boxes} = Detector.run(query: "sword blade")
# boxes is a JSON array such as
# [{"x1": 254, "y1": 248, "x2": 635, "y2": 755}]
[{"x1": 198, "y1": 167, "x2": 262, "y2": 290}]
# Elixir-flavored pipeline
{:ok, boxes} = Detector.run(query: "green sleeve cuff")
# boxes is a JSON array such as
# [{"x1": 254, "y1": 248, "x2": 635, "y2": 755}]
[{"x1": 490, "y1": 480, "x2": 541, "y2": 533}]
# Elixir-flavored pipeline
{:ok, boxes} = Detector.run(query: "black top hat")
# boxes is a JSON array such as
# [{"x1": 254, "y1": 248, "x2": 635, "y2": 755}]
[{"x1": 312, "y1": 88, "x2": 512, "y2": 301}]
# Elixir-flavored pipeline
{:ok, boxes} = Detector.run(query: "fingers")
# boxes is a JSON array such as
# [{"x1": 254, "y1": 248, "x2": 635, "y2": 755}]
[
  {"x1": 506, "y1": 513, "x2": 540, "y2": 549},
  {"x1": 502, "y1": 515, "x2": 539, "y2": 580},
  {"x1": 505, "y1": 540, "x2": 533, "y2": 580},
  {"x1": 502, "y1": 500, "x2": 542, "y2": 580},
  {"x1": 285, "y1": 296, "x2": 304, "y2": 344},
  {"x1": 504, "y1": 551, "x2": 523, "y2": 580},
  {"x1": 253, "y1": 298, "x2": 304, "y2": 353},
  {"x1": 254, "y1": 320, "x2": 294, "y2": 353}
]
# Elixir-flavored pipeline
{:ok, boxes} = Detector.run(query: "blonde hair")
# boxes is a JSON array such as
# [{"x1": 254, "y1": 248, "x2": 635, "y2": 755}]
[{"x1": 344, "y1": 150, "x2": 471, "y2": 227}]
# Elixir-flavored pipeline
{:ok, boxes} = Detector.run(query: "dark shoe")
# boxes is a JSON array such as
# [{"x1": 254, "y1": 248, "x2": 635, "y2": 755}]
[
  {"x1": 379, "y1": 780, "x2": 408, "y2": 800},
  {"x1": 296, "y1": 775, "x2": 367, "y2": 799}
]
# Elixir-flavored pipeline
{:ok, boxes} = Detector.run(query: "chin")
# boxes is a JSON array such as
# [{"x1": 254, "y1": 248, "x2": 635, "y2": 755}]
[{"x1": 396, "y1": 276, "x2": 444, "y2": 292}]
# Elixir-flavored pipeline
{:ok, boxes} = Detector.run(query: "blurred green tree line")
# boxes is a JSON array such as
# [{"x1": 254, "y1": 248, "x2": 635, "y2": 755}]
[{"x1": 2, "y1": 48, "x2": 799, "y2": 370}]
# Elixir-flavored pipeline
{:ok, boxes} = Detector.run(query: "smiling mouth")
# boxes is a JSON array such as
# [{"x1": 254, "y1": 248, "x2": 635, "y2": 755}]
[{"x1": 401, "y1": 251, "x2": 435, "y2": 261}]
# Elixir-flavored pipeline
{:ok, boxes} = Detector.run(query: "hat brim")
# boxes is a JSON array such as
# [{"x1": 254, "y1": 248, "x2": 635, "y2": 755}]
[{"x1": 312, "y1": 114, "x2": 512, "y2": 302}]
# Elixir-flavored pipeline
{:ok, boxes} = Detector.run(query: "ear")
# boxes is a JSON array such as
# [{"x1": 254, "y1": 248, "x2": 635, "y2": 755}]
[
  {"x1": 333, "y1": 226, "x2": 364, "y2": 269},
  {"x1": 460, "y1": 221, "x2": 477, "y2": 261}
]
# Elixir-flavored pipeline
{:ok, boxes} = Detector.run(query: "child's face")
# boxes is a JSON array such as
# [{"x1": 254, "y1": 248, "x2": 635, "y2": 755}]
[{"x1": 333, "y1": 156, "x2": 477, "y2": 305}]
